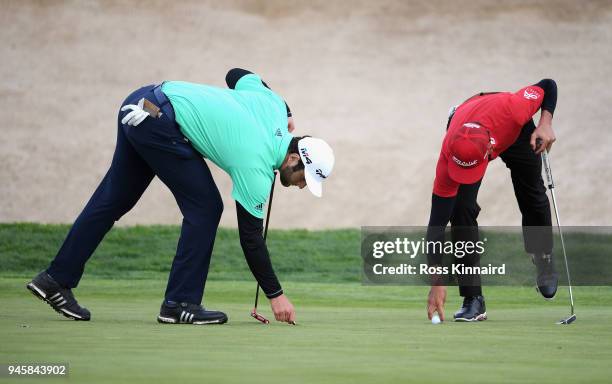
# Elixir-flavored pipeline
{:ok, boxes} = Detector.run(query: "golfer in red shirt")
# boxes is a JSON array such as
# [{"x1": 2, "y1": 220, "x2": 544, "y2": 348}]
[{"x1": 426, "y1": 79, "x2": 559, "y2": 322}]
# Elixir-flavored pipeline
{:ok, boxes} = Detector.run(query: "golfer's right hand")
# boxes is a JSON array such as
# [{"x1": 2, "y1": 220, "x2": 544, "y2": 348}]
[
  {"x1": 270, "y1": 294, "x2": 295, "y2": 323},
  {"x1": 427, "y1": 285, "x2": 447, "y2": 321}
]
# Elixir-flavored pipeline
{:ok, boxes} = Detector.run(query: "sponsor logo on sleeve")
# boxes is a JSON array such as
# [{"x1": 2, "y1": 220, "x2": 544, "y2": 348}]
[
  {"x1": 275, "y1": 128, "x2": 283, "y2": 137},
  {"x1": 254, "y1": 203, "x2": 263, "y2": 212},
  {"x1": 523, "y1": 88, "x2": 540, "y2": 100}
]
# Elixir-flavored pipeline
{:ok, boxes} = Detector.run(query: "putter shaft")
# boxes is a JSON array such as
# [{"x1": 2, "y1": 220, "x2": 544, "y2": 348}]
[
  {"x1": 542, "y1": 151, "x2": 576, "y2": 321},
  {"x1": 251, "y1": 172, "x2": 277, "y2": 324}
]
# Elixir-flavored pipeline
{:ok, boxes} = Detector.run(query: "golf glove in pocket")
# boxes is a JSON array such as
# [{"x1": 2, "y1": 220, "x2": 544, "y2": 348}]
[{"x1": 121, "y1": 98, "x2": 150, "y2": 126}]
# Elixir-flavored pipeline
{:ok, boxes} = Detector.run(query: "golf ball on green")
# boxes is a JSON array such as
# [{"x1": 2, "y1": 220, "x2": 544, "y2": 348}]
[{"x1": 431, "y1": 314, "x2": 441, "y2": 324}]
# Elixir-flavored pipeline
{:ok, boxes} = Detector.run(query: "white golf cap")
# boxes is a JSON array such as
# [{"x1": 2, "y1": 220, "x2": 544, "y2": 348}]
[{"x1": 297, "y1": 137, "x2": 335, "y2": 197}]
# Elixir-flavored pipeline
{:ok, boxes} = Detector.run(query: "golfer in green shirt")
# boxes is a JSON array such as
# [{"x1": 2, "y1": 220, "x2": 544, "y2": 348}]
[{"x1": 28, "y1": 68, "x2": 335, "y2": 325}]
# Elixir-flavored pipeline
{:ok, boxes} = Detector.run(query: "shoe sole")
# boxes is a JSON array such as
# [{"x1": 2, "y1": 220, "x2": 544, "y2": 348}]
[
  {"x1": 454, "y1": 312, "x2": 487, "y2": 322},
  {"x1": 157, "y1": 315, "x2": 227, "y2": 325},
  {"x1": 26, "y1": 282, "x2": 89, "y2": 321},
  {"x1": 535, "y1": 285, "x2": 557, "y2": 301}
]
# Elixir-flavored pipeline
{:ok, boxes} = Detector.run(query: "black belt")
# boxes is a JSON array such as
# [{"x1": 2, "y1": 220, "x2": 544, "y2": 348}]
[{"x1": 152, "y1": 83, "x2": 175, "y2": 122}]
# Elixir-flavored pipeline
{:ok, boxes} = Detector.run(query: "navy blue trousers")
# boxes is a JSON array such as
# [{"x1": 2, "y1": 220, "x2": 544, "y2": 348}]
[{"x1": 47, "y1": 85, "x2": 223, "y2": 304}]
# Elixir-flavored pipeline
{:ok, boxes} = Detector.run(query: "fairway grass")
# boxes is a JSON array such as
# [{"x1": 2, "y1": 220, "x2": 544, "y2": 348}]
[{"x1": 1, "y1": 278, "x2": 611, "y2": 384}]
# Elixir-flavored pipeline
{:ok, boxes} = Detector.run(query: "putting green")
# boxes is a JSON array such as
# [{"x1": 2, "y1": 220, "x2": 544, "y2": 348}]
[{"x1": 1, "y1": 278, "x2": 611, "y2": 384}]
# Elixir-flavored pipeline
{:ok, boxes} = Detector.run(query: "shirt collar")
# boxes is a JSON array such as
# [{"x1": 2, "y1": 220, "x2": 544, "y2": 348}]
[{"x1": 275, "y1": 132, "x2": 293, "y2": 170}]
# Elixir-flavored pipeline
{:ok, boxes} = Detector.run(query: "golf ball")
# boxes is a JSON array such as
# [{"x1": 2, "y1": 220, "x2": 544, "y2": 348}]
[{"x1": 431, "y1": 314, "x2": 441, "y2": 324}]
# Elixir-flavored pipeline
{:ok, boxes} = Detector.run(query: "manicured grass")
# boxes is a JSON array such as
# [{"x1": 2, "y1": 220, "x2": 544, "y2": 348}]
[
  {"x1": 1, "y1": 223, "x2": 612, "y2": 383},
  {"x1": 1, "y1": 279, "x2": 612, "y2": 384}
]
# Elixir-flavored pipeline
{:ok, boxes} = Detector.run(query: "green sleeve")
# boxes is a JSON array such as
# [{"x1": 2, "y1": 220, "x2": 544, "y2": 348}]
[{"x1": 235, "y1": 74, "x2": 268, "y2": 93}]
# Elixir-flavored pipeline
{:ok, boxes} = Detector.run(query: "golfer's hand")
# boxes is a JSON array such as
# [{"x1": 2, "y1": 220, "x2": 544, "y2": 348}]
[
  {"x1": 287, "y1": 116, "x2": 295, "y2": 133},
  {"x1": 270, "y1": 294, "x2": 295, "y2": 323},
  {"x1": 121, "y1": 98, "x2": 150, "y2": 127},
  {"x1": 427, "y1": 285, "x2": 447, "y2": 321},
  {"x1": 531, "y1": 110, "x2": 555, "y2": 154}
]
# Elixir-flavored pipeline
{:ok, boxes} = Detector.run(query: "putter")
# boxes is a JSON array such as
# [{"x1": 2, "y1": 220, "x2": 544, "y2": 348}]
[
  {"x1": 541, "y1": 149, "x2": 576, "y2": 325},
  {"x1": 250, "y1": 172, "x2": 295, "y2": 325}
]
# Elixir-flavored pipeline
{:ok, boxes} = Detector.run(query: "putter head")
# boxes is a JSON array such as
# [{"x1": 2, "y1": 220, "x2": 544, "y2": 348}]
[
  {"x1": 251, "y1": 310, "x2": 270, "y2": 324},
  {"x1": 557, "y1": 314, "x2": 577, "y2": 325}
]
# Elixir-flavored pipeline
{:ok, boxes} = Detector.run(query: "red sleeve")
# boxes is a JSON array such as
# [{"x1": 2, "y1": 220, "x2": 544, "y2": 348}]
[
  {"x1": 433, "y1": 151, "x2": 460, "y2": 198},
  {"x1": 508, "y1": 85, "x2": 544, "y2": 126}
]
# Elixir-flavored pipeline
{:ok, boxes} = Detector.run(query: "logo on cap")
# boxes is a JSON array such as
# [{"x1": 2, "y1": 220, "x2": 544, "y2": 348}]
[
  {"x1": 446, "y1": 121, "x2": 491, "y2": 185},
  {"x1": 297, "y1": 137, "x2": 335, "y2": 198},
  {"x1": 300, "y1": 148, "x2": 313, "y2": 164},
  {"x1": 452, "y1": 156, "x2": 478, "y2": 168}
]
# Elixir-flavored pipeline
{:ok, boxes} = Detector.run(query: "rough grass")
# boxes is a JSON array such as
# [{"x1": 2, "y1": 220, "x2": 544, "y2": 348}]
[
  {"x1": 0, "y1": 223, "x2": 360, "y2": 282},
  {"x1": 1, "y1": 223, "x2": 609, "y2": 285}
]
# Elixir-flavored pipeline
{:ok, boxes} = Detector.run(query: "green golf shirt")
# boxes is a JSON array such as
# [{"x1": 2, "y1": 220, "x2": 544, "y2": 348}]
[{"x1": 162, "y1": 75, "x2": 292, "y2": 218}]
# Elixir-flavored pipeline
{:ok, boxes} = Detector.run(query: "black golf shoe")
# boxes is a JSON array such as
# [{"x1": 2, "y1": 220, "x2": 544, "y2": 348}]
[
  {"x1": 532, "y1": 253, "x2": 559, "y2": 300},
  {"x1": 157, "y1": 300, "x2": 228, "y2": 325},
  {"x1": 26, "y1": 272, "x2": 91, "y2": 321},
  {"x1": 454, "y1": 295, "x2": 487, "y2": 322}
]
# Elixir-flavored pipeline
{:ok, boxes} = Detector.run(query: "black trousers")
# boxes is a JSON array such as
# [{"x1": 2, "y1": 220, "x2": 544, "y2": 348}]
[{"x1": 452, "y1": 120, "x2": 553, "y2": 297}]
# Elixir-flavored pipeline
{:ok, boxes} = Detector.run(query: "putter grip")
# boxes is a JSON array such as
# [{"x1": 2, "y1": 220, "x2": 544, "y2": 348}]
[{"x1": 541, "y1": 152, "x2": 554, "y2": 189}]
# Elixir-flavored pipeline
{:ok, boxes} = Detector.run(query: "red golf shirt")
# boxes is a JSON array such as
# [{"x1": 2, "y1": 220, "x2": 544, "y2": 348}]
[{"x1": 433, "y1": 85, "x2": 545, "y2": 197}]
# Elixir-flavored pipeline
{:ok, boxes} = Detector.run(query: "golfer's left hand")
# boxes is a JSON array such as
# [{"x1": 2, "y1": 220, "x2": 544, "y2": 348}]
[
  {"x1": 121, "y1": 99, "x2": 150, "y2": 127},
  {"x1": 287, "y1": 116, "x2": 295, "y2": 133},
  {"x1": 530, "y1": 111, "x2": 556, "y2": 154},
  {"x1": 270, "y1": 294, "x2": 296, "y2": 323}
]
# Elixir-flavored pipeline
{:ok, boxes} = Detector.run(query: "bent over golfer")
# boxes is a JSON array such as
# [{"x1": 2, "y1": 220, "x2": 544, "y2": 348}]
[
  {"x1": 425, "y1": 79, "x2": 558, "y2": 322},
  {"x1": 27, "y1": 68, "x2": 335, "y2": 324}
]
